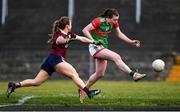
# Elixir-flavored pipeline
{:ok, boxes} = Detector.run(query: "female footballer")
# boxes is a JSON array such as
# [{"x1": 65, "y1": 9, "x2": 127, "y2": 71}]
[
  {"x1": 79, "y1": 8, "x2": 146, "y2": 101},
  {"x1": 7, "y1": 16, "x2": 102, "y2": 99}
]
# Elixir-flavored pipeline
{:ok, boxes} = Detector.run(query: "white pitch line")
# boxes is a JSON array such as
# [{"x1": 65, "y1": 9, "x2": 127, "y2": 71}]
[
  {"x1": 17, "y1": 95, "x2": 35, "y2": 105},
  {"x1": 0, "y1": 95, "x2": 36, "y2": 108},
  {"x1": 0, "y1": 104, "x2": 13, "y2": 108}
]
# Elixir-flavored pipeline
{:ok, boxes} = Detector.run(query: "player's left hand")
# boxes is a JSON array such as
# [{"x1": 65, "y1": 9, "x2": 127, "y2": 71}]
[
  {"x1": 131, "y1": 40, "x2": 140, "y2": 47},
  {"x1": 66, "y1": 38, "x2": 76, "y2": 44}
]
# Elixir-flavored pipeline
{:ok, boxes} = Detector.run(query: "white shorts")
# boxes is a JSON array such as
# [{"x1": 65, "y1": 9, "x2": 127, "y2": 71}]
[{"x1": 88, "y1": 44, "x2": 105, "y2": 58}]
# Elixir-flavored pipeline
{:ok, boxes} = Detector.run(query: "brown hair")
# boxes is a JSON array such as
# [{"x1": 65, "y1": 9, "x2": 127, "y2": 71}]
[
  {"x1": 47, "y1": 16, "x2": 70, "y2": 44},
  {"x1": 100, "y1": 8, "x2": 119, "y2": 19}
]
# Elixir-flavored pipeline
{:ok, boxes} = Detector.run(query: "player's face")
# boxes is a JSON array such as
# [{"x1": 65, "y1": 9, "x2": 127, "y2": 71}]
[{"x1": 109, "y1": 15, "x2": 119, "y2": 24}]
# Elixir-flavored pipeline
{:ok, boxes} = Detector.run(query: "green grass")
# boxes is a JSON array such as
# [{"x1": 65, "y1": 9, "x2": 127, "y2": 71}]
[{"x1": 0, "y1": 80, "x2": 180, "y2": 106}]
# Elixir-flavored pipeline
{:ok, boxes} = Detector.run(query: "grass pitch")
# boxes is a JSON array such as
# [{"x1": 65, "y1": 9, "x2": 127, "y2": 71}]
[{"x1": 0, "y1": 80, "x2": 180, "y2": 110}]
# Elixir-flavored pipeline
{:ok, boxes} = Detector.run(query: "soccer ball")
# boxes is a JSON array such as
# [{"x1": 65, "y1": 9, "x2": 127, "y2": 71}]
[{"x1": 152, "y1": 59, "x2": 165, "y2": 72}]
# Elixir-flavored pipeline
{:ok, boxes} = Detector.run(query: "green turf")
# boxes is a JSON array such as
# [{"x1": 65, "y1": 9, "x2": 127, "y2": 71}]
[{"x1": 0, "y1": 80, "x2": 180, "y2": 106}]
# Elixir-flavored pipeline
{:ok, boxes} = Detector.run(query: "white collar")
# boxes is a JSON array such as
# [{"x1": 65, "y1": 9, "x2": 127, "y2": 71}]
[{"x1": 60, "y1": 29, "x2": 68, "y2": 35}]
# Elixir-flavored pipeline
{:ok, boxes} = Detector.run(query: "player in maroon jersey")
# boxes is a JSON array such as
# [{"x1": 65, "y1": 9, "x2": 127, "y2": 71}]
[{"x1": 6, "y1": 16, "x2": 103, "y2": 99}]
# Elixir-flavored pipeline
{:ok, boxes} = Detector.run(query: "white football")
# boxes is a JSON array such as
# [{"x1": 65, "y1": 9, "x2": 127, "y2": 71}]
[{"x1": 152, "y1": 59, "x2": 165, "y2": 72}]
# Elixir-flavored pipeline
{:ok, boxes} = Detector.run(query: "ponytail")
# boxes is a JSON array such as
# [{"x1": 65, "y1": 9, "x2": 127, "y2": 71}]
[
  {"x1": 47, "y1": 16, "x2": 70, "y2": 45},
  {"x1": 47, "y1": 20, "x2": 60, "y2": 44}
]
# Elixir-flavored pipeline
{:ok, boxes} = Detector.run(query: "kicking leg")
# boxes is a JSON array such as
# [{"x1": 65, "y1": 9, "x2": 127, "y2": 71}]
[
  {"x1": 96, "y1": 48, "x2": 131, "y2": 74},
  {"x1": 95, "y1": 48, "x2": 146, "y2": 81}
]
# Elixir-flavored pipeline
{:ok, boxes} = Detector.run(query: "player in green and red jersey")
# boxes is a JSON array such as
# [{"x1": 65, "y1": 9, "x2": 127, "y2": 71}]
[{"x1": 79, "y1": 8, "x2": 146, "y2": 103}]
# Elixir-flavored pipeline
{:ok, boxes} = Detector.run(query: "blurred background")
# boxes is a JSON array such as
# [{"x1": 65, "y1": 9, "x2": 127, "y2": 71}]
[{"x1": 0, "y1": 0, "x2": 180, "y2": 81}]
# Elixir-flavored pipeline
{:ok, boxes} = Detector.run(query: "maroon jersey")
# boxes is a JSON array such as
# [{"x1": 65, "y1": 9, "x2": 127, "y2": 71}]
[{"x1": 50, "y1": 30, "x2": 76, "y2": 58}]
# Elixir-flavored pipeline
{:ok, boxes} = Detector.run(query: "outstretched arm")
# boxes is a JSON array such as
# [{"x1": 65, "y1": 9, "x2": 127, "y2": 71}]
[
  {"x1": 75, "y1": 35, "x2": 104, "y2": 45},
  {"x1": 56, "y1": 35, "x2": 104, "y2": 45},
  {"x1": 115, "y1": 27, "x2": 140, "y2": 47},
  {"x1": 76, "y1": 35, "x2": 94, "y2": 43}
]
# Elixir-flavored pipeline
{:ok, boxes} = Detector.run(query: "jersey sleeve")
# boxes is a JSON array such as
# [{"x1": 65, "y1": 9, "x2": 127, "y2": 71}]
[
  {"x1": 91, "y1": 18, "x2": 101, "y2": 28},
  {"x1": 69, "y1": 32, "x2": 77, "y2": 38},
  {"x1": 113, "y1": 21, "x2": 119, "y2": 28},
  {"x1": 56, "y1": 36, "x2": 63, "y2": 45}
]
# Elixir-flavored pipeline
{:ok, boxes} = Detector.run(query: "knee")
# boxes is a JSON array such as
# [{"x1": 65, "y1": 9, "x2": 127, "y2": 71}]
[{"x1": 113, "y1": 54, "x2": 122, "y2": 62}]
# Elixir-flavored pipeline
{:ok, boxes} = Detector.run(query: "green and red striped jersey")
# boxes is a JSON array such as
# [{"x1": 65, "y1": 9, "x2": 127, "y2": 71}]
[{"x1": 90, "y1": 16, "x2": 119, "y2": 48}]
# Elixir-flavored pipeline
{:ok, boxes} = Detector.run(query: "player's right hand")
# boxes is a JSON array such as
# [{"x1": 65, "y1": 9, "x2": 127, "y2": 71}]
[{"x1": 66, "y1": 38, "x2": 76, "y2": 44}]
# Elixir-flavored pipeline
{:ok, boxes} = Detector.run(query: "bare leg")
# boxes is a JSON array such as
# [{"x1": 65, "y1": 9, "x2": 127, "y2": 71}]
[
  {"x1": 55, "y1": 61, "x2": 101, "y2": 99},
  {"x1": 55, "y1": 61, "x2": 101, "y2": 102},
  {"x1": 55, "y1": 61, "x2": 86, "y2": 89},
  {"x1": 95, "y1": 48, "x2": 131, "y2": 74},
  {"x1": 86, "y1": 59, "x2": 107, "y2": 88},
  {"x1": 86, "y1": 48, "x2": 131, "y2": 88},
  {"x1": 94, "y1": 48, "x2": 146, "y2": 81},
  {"x1": 20, "y1": 70, "x2": 50, "y2": 87},
  {"x1": 6, "y1": 70, "x2": 50, "y2": 98}
]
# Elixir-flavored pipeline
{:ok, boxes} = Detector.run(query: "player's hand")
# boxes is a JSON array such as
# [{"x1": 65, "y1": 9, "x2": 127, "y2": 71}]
[
  {"x1": 66, "y1": 38, "x2": 76, "y2": 44},
  {"x1": 92, "y1": 40, "x2": 104, "y2": 45},
  {"x1": 131, "y1": 40, "x2": 140, "y2": 47}
]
